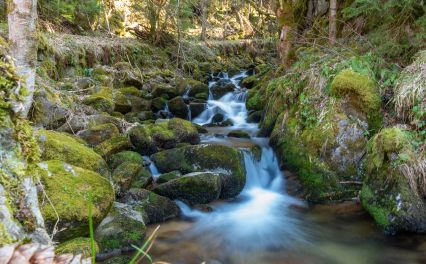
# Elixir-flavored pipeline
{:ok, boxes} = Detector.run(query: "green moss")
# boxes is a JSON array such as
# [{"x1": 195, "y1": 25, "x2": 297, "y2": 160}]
[
  {"x1": 118, "y1": 86, "x2": 142, "y2": 97},
  {"x1": 360, "y1": 185, "x2": 391, "y2": 228},
  {"x1": 0, "y1": 223, "x2": 12, "y2": 246},
  {"x1": 55, "y1": 237, "x2": 99, "y2": 258},
  {"x1": 331, "y1": 69, "x2": 382, "y2": 130},
  {"x1": 82, "y1": 87, "x2": 114, "y2": 113},
  {"x1": 37, "y1": 129, "x2": 109, "y2": 177},
  {"x1": 246, "y1": 90, "x2": 264, "y2": 111},
  {"x1": 94, "y1": 135, "x2": 132, "y2": 160},
  {"x1": 194, "y1": 92, "x2": 208, "y2": 100},
  {"x1": 109, "y1": 151, "x2": 144, "y2": 170},
  {"x1": 38, "y1": 160, "x2": 114, "y2": 241}
]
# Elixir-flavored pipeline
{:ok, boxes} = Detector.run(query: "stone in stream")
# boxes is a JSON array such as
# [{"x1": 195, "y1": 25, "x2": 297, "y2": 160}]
[
  {"x1": 212, "y1": 113, "x2": 224, "y2": 123},
  {"x1": 156, "y1": 170, "x2": 182, "y2": 184},
  {"x1": 227, "y1": 130, "x2": 250, "y2": 138},
  {"x1": 168, "y1": 96, "x2": 188, "y2": 119},
  {"x1": 37, "y1": 160, "x2": 115, "y2": 242},
  {"x1": 247, "y1": 110, "x2": 262, "y2": 123},
  {"x1": 189, "y1": 102, "x2": 206, "y2": 118},
  {"x1": 210, "y1": 81, "x2": 236, "y2": 99},
  {"x1": 95, "y1": 202, "x2": 146, "y2": 253},
  {"x1": 112, "y1": 161, "x2": 152, "y2": 196},
  {"x1": 120, "y1": 189, "x2": 180, "y2": 224},
  {"x1": 151, "y1": 144, "x2": 246, "y2": 199},
  {"x1": 151, "y1": 97, "x2": 167, "y2": 112},
  {"x1": 153, "y1": 172, "x2": 222, "y2": 205}
]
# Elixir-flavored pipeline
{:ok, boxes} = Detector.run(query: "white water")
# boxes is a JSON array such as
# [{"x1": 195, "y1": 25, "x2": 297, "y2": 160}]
[
  {"x1": 144, "y1": 156, "x2": 160, "y2": 179},
  {"x1": 193, "y1": 72, "x2": 258, "y2": 133},
  {"x1": 177, "y1": 72, "x2": 306, "y2": 251}
]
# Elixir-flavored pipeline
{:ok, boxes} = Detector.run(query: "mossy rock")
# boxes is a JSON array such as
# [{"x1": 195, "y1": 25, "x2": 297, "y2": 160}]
[
  {"x1": 185, "y1": 79, "x2": 209, "y2": 97},
  {"x1": 37, "y1": 130, "x2": 109, "y2": 177},
  {"x1": 120, "y1": 189, "x2": 180, "y2": 224},
  {"x1": 77, "y1": 123, "x2": 119, "y2": 147},
  {"x1": 113, "y1": 92, "x2": 132, "y2": 114},
  {"x1": 32, "y1": 87, "x2": 67, "y2": 129},
  {"x1": 156, "y1": 171, "x2": 182, "y2": 184},
  {"x1": 151, "y1": 97, "x2": 167, "y2": 112},
  {"x1": 118, "y1": 86, "x2": 142, "y2": 97},
  {"x1": 55, "y1": 237, "x2": 99, "y2": 258},
  {"x1": 128, "y1": 125, "x2": 157, "y2": 155},
  {"x1": 168, "y1": 118, "x2": 200, "y2": 145},
  {"x1": 241, "y1": 75, "x2": 258, "y2": 89},
  {"x1": 95, "y1": 202, "x2": 146, "y2": 252},
  {"x1": 246, "y1": 89, "x2": 264, "y2": 111},
  {"x1": 38, "y1": 160, "x2": 115, "y2": 241},
  {"x1": 227, "y1": 130, "x2": 250, "y2": 138},
  {"x1": 331, "y1": 69, "x2": 382, "y2": 130},
  {"x1": 194, "y1": 92, "x2": 208, "y2": 100},
  {"x1": 151, "y1": 83, "x2": 178, "y2": 99},
  {"x1": 168, "y1": 96, "x2": 188, "y2": 119},
  {"x1": 361, "y1": 127, "x2": 426, "y2": 233},
  {"x1": 151, "y1": 144, "x2": 246, "y2": 199},
  {"x1": 153, "y1": 172, "x2": 222, "y2": 205},
  {"x1": 94, "y1": 135, "x2": 133, "y2": 160},
  {"x1": 82, "y1": 87, "x2": 114, "y2": 113},
  {"x1": 112, "y1": 161, "x2": 152, "y2": 196},
  {"x1": 189, "y1": 103, "x2": 206, "y2": 118},
  {"x1": 109, "y1": 151, "x2": 144, "y2": 170}
]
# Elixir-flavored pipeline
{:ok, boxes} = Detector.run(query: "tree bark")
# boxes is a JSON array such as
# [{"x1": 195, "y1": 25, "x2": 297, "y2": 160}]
[
  {"x1": 7, "y1": 0, "x2": 38, "y2": 118},
  {"x1": 275, "y1": 1, "x2": 295, "y2": 66},
  {"x1": 329, "y1": 0, "x2": 337, "y2": 45},
  {"x1": 200, "y1": 0, "x2": 208, "y2": 40}
]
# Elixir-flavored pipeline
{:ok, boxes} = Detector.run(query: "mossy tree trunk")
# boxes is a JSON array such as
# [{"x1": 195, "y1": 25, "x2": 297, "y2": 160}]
[
  {"x1": 275, "y1": 0, "x2": 296, "y2": 66},
  {"x1": 200, "y1": 0, "x2": 208, "y2": 40},
  {"x1": 7, "y1": 0, "x2": 38, "y2": 118}
]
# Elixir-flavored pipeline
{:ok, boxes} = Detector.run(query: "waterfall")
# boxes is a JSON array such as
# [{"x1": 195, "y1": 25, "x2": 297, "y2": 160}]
[{"x1": 144, "y1": 156, "x2": 160, "y2": 179}]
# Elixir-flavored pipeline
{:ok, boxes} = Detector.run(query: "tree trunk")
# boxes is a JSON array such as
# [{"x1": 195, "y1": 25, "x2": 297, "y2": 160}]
[
  {"x1": 200, "y1": 0, "x2": 208, "y2": 40},
  {"x1": 279, "y1": 24, "x2": 292, "y2": 65},
  {"x1": 7, "y1": 0, "x2": 38, "y2": 118},
  {"x1": 329, "y1": 0, "x2": 337, "y2": 45},
  {"x1": 275, "y1": 1, "x2": 295, "y2": 66}
]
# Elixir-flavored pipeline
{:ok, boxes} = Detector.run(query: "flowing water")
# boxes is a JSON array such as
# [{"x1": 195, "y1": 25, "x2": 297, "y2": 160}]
[{"x1": 147, "y1": 72, "x2": 426, "y2": 264}]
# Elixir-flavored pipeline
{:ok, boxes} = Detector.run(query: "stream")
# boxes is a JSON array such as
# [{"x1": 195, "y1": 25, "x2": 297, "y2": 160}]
[{"x1": 146, "y1": 72, "x2": 426, "y2": 264}]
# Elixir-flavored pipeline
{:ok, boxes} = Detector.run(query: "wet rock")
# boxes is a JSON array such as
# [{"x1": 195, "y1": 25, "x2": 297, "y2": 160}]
[
  {"x1": 151, "y1": 83, "x2": 178, "y2": 99},
  {"x1": 210, "y1": 81, "x2": 236, "y2": 99},
  {"x1": 153, "y1": 172, "x2": 222, "y2": 205},
  {"x1": 168, "y1": 118, "x2": 200, "y2": 145},
  {"x1": 168, "y1": 96, "x2": 188, "y2": 119},
  {"x1": 189, "y1": 103, "x2": 206, "y2": 118},
  {"x1": 227, "y1": 130, "x2": 250, "y2": 138},
  {"x1": 241, "y1": 75, "x2": 257, "y2": 89},
  {"x1": 186, "y1": 80, "x2": 209, "y2": 97},
  {"x1": 212, "y1": 113, "x2": 224, "y2": 123},
  {"x1": 38, "y1": 160, "x2": 114, "y2": 241},
  {"x1": 95, "y1": 202, "x2": 146, "y2": 252},
  {"x1": 77, "y1": 123, "x2": 119, "y2": 147},
  {"x1": 120, "y1": 189, "x2": 180, "y2": 224},
  {"x1": 247, "y1": 111, "x2": 262, "y2": 123},
  {"x1": 112, "y1": 161, "x2": 152, "y2": 196},
  {"x1": 156, "y1": 171, "x2": 182, "y2": 184},
  {"x1": 151, "y1": 144, "x2": 246, "y2": 199},
  {"x1": 151, "y1": 97, "x2": 167, "y2": 112}
]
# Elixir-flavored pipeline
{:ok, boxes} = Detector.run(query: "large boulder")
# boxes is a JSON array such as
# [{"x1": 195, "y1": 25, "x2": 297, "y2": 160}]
[
  {"x1": 189, "y1": 103, "x2": 206, "y2": 118},
  {"x1": 37, "y1": 130, "x2": 109, "y2": 177},
  {"x1": 38, "y1": 160, "x2": 115, "y2": 241},
  {"x1": 77, "y1": 123, "x2": 119, "y2": 147},
  {"x1": 95, "y1": 202, "x2": 146, "y2": 252},
  {"x1": 168, "y1": 118, "x2": 200, "y2": 145},
  {"x1": 361, "y1": 127, "x2": 426, "y2": 234},
  {"x1": 151, "y1": 83, "x2": 178, "y2": 99},
  {"x1": 153, "y1": 172, "x2": 222, "y2": 204},
  {"x1": 151, "y1": 144, "x2": 246, "y2": 199},
  {"x1": 120, "y1": 189, "x2": 180, "y2": 224},
  {"x1": 184, "y1": 79, "x2": 209, "y2": 97},
  {"x1": 168, "y1": 96, "x2": 188, "y2": 119}
]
